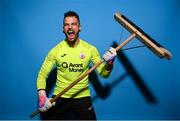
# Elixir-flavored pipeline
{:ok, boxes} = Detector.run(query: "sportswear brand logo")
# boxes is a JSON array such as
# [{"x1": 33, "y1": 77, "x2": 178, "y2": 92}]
[{"x1": 61, "y1": 54, "x2": 67, "y2": 57}]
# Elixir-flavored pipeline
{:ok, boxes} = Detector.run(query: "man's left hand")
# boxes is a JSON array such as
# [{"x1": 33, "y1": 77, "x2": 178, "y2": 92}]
[{"x1": 103, "y1": 47, "x2": 117, "y2": 61}]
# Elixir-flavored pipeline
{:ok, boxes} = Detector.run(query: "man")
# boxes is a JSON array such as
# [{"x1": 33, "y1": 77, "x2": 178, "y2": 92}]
[{"x1": 36, "y1": 11, "x2": 117, "y2": 120}]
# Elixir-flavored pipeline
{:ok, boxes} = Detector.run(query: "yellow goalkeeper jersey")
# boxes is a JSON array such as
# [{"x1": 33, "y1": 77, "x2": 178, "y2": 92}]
[{"x1": 37, "y1": 39, "x2": 111, "y2": 98}]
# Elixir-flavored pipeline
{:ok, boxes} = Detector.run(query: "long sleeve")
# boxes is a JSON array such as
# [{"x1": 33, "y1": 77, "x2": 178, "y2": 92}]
[
  {"x1": 36, "y1": 48, "x2": 56, "y2": 90},
  {"x1": 90, "y1": 46, "x2": 112, "y2": 78}
]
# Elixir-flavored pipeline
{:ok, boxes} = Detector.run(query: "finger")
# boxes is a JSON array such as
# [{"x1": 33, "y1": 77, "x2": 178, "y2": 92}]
[{"x1": 108, "y1": 50, "x2": 113, "y2": 54}]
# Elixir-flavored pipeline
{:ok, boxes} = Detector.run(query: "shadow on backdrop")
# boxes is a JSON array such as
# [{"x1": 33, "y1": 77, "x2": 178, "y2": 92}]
[
  {"x1": 112, "y1": 41, "x2": 157, "y2": 104},
  {"x1": 90, "y1": 68, "x2": 128, "y2": 102},
  {"x1": 90, "y1": 42, "x2": 157, "y2": 104}
]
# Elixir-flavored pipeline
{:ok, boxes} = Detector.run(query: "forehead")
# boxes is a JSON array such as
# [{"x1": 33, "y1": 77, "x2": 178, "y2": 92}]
[{"x1": 64, "y1": 16, "x2": 79, "y2": 24}]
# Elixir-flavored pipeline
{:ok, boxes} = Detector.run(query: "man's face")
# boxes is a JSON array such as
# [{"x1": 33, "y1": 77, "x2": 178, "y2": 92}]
[{"x1": 63, "y1": 16, "x2": 81, "y2": 42}]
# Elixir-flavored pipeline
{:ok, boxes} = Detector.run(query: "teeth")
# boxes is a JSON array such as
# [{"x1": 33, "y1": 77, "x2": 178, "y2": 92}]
[{"x1": 68, "y1": 30, "x2": 74, "y2": 34}]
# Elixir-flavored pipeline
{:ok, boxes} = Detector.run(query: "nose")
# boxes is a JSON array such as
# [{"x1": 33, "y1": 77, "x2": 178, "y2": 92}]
[{"x1": 68, "y1": 24, "x2": 72, "y2": 29}]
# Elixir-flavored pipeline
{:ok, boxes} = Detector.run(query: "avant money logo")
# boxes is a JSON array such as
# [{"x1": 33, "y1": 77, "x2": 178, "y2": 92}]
[{"x1": 61, "y1": 62, "x2": 83, "y2": 72}]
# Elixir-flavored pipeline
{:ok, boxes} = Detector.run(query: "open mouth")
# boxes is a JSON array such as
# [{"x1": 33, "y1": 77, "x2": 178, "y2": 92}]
[
  {"x1": 68, "y1": 30, "x2": 74, "y2": 34},
  {"x1": 67, "y1": 30, "x2": 75, "y2": 39}
]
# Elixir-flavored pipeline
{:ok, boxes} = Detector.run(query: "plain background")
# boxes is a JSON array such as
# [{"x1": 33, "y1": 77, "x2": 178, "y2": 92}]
[{"x1": 0, "y1": 0, "x2": 179, "y2": 120}]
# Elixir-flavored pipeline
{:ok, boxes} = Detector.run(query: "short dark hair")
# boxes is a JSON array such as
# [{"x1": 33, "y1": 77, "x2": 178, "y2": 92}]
[{"x1": 63, "y1": 11, "x2": 80, "y2": 25}]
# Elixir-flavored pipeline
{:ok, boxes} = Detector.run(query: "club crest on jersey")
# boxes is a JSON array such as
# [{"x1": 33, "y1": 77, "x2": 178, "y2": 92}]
[{"x1": 80, "y1": 53, "x2": 85, "y2": 59}]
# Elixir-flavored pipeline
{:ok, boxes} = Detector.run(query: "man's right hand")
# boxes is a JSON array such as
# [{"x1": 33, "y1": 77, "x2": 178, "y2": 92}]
[{"x1": 38, "y1": 90, "x2": 54, "y2": 112}]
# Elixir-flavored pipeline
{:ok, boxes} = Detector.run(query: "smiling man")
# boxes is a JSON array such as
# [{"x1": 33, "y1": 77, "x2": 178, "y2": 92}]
[{"x1": 36, "y1": 11, "x2": 117, "y2": 120}]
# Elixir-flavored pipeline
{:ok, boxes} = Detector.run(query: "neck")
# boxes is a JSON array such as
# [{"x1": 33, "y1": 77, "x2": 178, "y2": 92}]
[{"x1": 66, "y1": 38, "x2": 80, "y2": 47}]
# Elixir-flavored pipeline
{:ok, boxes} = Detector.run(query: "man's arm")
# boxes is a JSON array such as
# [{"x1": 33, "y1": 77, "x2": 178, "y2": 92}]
[
  {"x1": 36, "y1": 48, "x2": 56, "y2": 111},
  {"x1": 91, "y1": 46, "x2": 116, "y2": 78},
  {"x1": 36, "y1": 49, "x2": 56, "y2": 90}
]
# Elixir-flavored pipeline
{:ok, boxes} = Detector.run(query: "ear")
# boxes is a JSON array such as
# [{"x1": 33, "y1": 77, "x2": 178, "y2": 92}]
[{"x1": 79, "y1": 26, "x2": 82, "y2": 32}]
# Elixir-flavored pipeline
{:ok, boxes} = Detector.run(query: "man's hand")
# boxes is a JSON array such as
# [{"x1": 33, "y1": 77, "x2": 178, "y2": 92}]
[
  {"x1": 38, "y1": 90, "x2": 55, "y2": 112},
  {"x1": 103, "y1": 47, "x2": 117, "y2": 61}
]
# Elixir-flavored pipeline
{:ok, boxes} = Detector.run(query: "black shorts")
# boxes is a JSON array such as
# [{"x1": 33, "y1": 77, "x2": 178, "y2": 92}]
[{"x1": 40, "y1": 96, "x2": 97, "y2": 120}]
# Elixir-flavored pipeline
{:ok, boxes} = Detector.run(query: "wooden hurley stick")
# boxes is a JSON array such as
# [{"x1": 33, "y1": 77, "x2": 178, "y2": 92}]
[{"x1": 30, "y1": 33, "x2": 136, "y2": 118}]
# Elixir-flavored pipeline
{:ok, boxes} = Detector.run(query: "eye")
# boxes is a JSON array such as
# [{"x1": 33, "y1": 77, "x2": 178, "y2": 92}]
[
  {"x1": 72, "y1": 22, "x2": 78, "y2": 26},
  {"x1": 64, "y1": 23, "x2": 69, "y2": 27}
]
